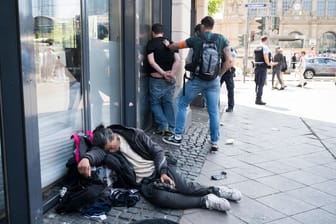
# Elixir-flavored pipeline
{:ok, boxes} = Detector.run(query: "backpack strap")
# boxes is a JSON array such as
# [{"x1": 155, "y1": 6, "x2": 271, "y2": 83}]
[
  {"x1": 209, "y1": 33, "x2": 219, "y2": 43},
  {"x1": 71, "y1": 134, "x2": 81, "y2": 163},
  {"x1": 86, "y1": 130, "x2": 93, "y2": 142}
]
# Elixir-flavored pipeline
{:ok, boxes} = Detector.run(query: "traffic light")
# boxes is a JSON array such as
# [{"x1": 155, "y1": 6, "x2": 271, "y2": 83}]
[
  {"x1": 238, "y1": 34, "x2": 245, "y2": 46},
  {"x1": 272, "y1": 16, "x2": 280, "y2": 31},
  {"x1": 255, "y1": 17, "x2": 266, "y2": 36}
]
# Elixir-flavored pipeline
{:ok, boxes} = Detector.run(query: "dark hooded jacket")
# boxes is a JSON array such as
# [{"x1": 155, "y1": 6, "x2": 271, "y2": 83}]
[{"x1": 83, "y1": 125, "x2": 169, "y2": 188}]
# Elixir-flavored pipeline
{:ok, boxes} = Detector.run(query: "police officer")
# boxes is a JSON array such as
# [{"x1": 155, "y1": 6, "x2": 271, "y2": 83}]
[{"x1": 253, "y1": 36, "x2": 272, "y2": 105}]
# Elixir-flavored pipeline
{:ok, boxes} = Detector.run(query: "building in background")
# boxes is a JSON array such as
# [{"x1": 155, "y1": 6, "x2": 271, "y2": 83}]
[{"x1": 214, "y1": 0, "x2": 336, "y2": 73}]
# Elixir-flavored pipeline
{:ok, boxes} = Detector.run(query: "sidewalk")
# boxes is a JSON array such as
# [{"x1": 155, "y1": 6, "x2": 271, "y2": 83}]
[
  {"x1": 180, "y1": 80, "x2": 336, "y2": 224},
  {"x1": 43, "y1": 78, "x2": 336, "y2": 223}
]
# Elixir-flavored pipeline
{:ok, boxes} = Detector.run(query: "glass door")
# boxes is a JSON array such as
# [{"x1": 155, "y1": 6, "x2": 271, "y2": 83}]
[
  {"x1": 86, "y1": 0, "x2": 122, "y2": 128},
  {"x1": 0, "y1": 126, "x2": 6, "y2": 223},
  {"x1": 32, "y1": 0, "x2": 83, "y2": 188}
]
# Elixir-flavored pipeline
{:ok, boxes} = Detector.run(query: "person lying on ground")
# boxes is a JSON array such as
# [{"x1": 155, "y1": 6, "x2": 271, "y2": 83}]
[{"x1": 78, "y1": 124, "x2": 242, "y2": 212}]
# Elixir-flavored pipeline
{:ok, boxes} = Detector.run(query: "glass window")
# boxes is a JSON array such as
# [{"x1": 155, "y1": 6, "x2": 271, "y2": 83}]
[
  {"x1": 135, "y1": 0, "x2": 153, "y2": 129},
  {"x1": 320, "y1": 32, "x2": 336, "y2": 53},
  {"x1": 270, "y1": 0, "x2": 277, "y2": 16},
  {"x1": 0, "y1": 135, "x2": 6, "y2": 222},
  {"x1": 282, "y1": 0, "x2": 292, "y2": 16},
  {"x1": 86, "y1": 0, "x2": 122, "y2": 128},
  {"x1": 32, "y1": 0, "x2": 83, "y2": 187},
  {"x1": 317, "y1": 0, "x2": 326, "y2": 16},
  {"x1": 302, "y1": 0, "x2": 312, "y2": 13},
  {"x1": 327, "y1": 0, "x2": 336, "y2": 16}
]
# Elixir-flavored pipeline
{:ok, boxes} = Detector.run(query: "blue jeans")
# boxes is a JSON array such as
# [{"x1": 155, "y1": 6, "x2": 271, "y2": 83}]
[
  {"x1": 175, "y1": 76, "x2": 220, "y2": 144},
  {"x1": 149, "y1": 77, "x2": 176, "y2": 132},
  {"x1": 254, "y1": 66, "x2": 267, "y2": 100}
]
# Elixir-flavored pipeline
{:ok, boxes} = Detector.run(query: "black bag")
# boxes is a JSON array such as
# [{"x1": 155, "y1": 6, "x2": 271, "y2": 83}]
[
  {"x1": 55, "y1": 181, "x2": 105, "y2": 213},
  {"x1": 281, "y1": 56, "x2": 288, "y2": 72},
  {"x1": 56, "y1": 131, "x2": 105, "y2": 213},
  {"x1": 104, "y1": 188, "x2": 141, "y2": 207}
]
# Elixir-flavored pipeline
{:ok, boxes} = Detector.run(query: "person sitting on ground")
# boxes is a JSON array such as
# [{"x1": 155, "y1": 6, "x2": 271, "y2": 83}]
[{"x1": 78, "y1": 124, "x2": 242, "y2": 212}]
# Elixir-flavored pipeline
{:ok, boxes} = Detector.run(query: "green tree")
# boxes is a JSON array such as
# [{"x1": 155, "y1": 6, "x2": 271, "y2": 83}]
[{"x1": 208, "y1": 0, "x2": 224, "y2": 16}]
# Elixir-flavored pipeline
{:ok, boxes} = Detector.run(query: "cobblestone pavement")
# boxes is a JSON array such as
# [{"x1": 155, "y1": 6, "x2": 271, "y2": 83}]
[{"x1": 43, "y1": 106, "x2": 213, "y2": 224}]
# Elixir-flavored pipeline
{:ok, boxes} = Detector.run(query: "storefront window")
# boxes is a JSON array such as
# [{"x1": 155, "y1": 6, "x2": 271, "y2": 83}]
[
  {"x1": 32, "y1": 0, "x2": 83, "y2": 187},
  {"x1": 136, "y1": 0, "x2": 152, "y2": 129},
  {"x1": 0, "y1": 138, "x2": 6, "y2": 223},
  {"x1": 87, "y1": 0, "x2": 122, "y2": 128}
]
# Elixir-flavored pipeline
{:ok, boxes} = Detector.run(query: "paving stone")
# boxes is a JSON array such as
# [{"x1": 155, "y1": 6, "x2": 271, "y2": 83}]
[
  {"x1": 230, "y1": 164, "x2": 274, "y2": 179},
  {"x1": 255, "y1": 160, "x2": 298, "y2": 175},
  {"x1": 267, "y1": 217, "x2": 302, "y2": 224},
  {"x1": 291, "y1": 208, "x2": 336, "y2": 224},
  {"x1": 311, "y1": 180, "x2": 336, "y2": 197},
  {"x1": 287, "y1": 186, "x2": 336, "y2": 207},
  {"x1": 255, "y1": 174, "x2": 305, "y2": 192},
  {"x1": 303, "y1": 164, "x2": 336, "y2": 180},
  {"x1": 322, "y1": 202, "x2": 336, "y2": 215},
  {"x1": 229, "y1": 196, "x2": 285, "y2": 224},
  {"x1": 231, "y1": 179, "x2": 280, "y2": 199},
  {"x1": 281, "y1": 170, "x2": 328, "y2": 185},
  {"x1": 257, "y1": 192, "x2": 316, "y2": 216}
]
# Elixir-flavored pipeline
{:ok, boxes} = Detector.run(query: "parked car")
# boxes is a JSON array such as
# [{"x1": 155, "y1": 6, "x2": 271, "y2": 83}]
[{"x1": 304, "y1": 57, "x2": 336, "y2": 79}]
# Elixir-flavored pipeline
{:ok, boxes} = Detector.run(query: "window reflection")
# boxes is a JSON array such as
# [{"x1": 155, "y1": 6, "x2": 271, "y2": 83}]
[
  {"x1": 87, "y1": 0, "x2": 122, "y2": 128},
  {"x1": 0, "y1": 139, "x2": 6, "y2": 222},
  {"x1": 32, "y1": 0, "x2": 83, "y2": 187}
]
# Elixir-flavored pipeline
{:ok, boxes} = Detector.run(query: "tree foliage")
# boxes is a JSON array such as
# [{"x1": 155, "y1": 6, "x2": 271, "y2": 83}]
[{"x1": 208, "y1": 0, "x2": 224, "y2": 16}]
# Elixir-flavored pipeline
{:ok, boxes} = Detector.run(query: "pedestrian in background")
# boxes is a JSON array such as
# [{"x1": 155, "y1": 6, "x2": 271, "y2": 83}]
[
  {"x1": 271, "y1": 46, "x2": 285, "y2": 90},
  {"x1": 146, "y1": 23, "x2": 181, "y2": 136},
  {"x1": 297, "y1": 51, "x2": 307, "y2": 87},
  {"x1": 220, "y1": 47, "x2": 237, "y2": 112},
  {"x1": 162, "y1": 16, "x2": 232, "y2": 152},
  {"x1": 253, "y1": 36, "x2": 272, "y2": 105}
]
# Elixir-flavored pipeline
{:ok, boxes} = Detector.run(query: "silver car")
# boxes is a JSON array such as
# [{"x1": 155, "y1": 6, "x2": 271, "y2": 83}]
[{"x1": 304, "y1": 57, "x2": 336, "y2": 79}]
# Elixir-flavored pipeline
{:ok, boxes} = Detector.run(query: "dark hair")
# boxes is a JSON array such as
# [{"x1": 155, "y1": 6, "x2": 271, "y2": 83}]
[
  {"x1": 201, "y1": 16, "x2": 214, "y2": 29},
  {"x1": 261, "y1": 36, "x2": 268, "y2": 42},
  {"x1": 151, "y1": 23, "x2": 164, "y2": 34},
  {"x1": 92, "y1": 124, "x2": 114, "y2": 149},
  {"x1": 194, "y1": 24, "x2": 201, "y2": 34}
]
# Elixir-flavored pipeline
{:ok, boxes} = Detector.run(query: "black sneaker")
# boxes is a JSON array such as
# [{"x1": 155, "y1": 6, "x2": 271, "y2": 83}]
[
  {"x1": 210, "y1": 145, "x2": 219, "y2": 152},
  {"x1": 164, "y1": 130, "x2": 173, "y2": 137},
  {"x1": 225, "y1": 108, "x2": 233, "y2": 112},
  {"x1": 303, "y1": 82, "x2": 307, "y2": 86},
  {"x1": 162, "y1": 135, "x2": 182, "y2": 146},
  {"x1": 154, "y1": 129, "x2": 165, "y2": 135},
  {"x1": 255, "y1": 100, "x2": 266, "y2": 105}
]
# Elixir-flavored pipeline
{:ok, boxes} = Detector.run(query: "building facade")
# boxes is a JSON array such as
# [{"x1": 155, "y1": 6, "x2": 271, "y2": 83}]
[
  {"x1": 215, "y1": 0, "x2": 336, "y2": 53},
  {"x1": 212, "y1": 0, "x2": 335, "y2": 75}
]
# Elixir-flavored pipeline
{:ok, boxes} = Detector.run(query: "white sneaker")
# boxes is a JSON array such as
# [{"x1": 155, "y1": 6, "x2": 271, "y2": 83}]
[
  {"x1": 204, "y1": 194, "x2": 231, "y2": 212},
  {"x1": 217, "y1": 186, "x2": 242, "y2": 201}
]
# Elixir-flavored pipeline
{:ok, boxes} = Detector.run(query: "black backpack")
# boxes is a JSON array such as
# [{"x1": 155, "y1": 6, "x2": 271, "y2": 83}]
[
  {"x1": 194, "y1": 33, "x2": 221, "y2": 81},
  {"x1": 56, "y1": 131, "x2": 106, "y2": 213}
]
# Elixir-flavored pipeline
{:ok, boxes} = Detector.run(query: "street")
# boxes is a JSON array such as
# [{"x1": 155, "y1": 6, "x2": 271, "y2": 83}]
[{"x1": 235, "y1": 76, "x2": 336, "y2": 124}]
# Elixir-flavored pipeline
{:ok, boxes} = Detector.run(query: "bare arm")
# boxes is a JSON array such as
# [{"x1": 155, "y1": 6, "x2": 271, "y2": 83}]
[
  {"x1": 170, "y1": 52, "x2": 181, "y2": 77},
  {"x1": 264, "y1": 53, "x2": 271, "y2": 66}
]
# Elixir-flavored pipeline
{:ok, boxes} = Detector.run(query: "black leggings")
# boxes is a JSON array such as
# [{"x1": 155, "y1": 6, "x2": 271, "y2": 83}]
[{"x1": 141, "y1": 166, "x2": 217, "y2": 209}]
